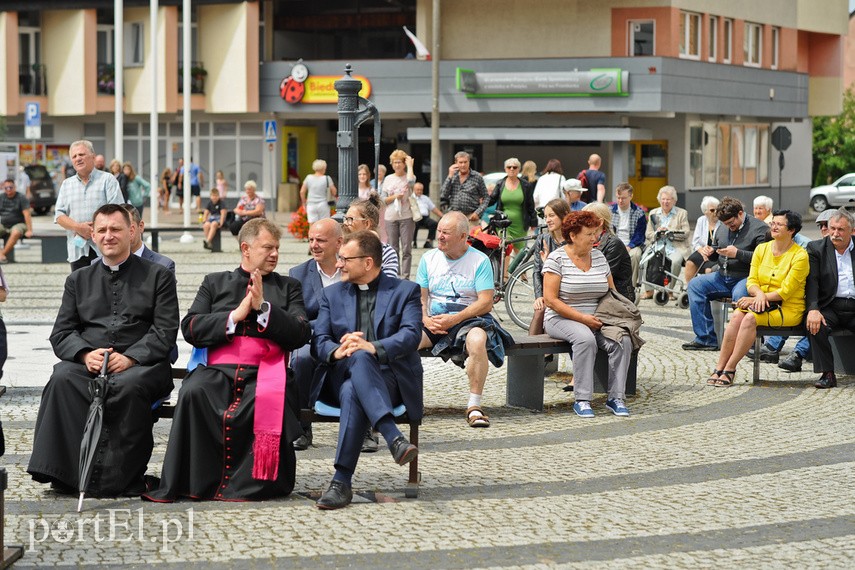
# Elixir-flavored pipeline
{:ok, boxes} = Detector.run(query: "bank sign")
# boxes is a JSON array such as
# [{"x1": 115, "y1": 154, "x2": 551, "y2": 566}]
[{"x1": 456, "y1": 68, "x2": 629, "y2": 98}]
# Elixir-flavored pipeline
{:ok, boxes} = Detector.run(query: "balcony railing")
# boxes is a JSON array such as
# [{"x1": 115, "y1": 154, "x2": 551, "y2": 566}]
[
  {"x1": 97, "y1": 63, "x2": 115, "y2": 95},
  {"x1": 178, "y1": 61, "x2": 206, "y2": 94},
  {"x1": 19, "y1": 64, "x2": 47, "y2": 96}
]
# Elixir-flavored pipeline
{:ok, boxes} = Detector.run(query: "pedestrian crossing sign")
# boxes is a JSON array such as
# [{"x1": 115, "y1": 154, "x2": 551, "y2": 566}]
[{"x1": 264, "y1": 120, "x2": 278, "y2": 143}]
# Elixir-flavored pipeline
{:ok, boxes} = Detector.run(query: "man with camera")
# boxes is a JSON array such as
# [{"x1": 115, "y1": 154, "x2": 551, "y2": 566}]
[
  {"x1": 439, "y1": 151, "x2": 488, "y2": 223},
  {"x1": 682, "y1": 197, "x2": 768, "y2": 351}
]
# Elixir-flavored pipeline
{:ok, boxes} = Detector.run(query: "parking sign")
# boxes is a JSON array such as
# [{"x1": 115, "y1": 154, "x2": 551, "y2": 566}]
[{"x1": 25, "y1": 102, "x2": 41, "y2": 139}]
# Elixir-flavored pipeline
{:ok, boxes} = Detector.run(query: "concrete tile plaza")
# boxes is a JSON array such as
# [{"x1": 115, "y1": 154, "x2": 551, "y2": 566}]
[{"x1": 0, "y1": 214, "x2": 852, "y2": 568}]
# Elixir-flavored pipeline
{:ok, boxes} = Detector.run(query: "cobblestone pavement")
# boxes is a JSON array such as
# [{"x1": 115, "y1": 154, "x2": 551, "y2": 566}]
[{"x1": 0, "y1": 214, "x2": 852, "y2": 568}]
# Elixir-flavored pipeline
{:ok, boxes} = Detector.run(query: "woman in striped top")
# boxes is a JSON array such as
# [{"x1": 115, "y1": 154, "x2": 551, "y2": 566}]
[
  {"x1": 543, "y1": 211, "x2": 633, "y2": 418},
  {"x1": 342, "y1": 195, "x2": 399, "y2": 279}
]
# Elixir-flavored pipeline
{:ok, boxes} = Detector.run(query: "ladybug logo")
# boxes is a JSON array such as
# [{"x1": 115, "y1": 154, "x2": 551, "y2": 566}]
[{"x1": 280, "y1": 62, "x2": 309, "y2": 104}]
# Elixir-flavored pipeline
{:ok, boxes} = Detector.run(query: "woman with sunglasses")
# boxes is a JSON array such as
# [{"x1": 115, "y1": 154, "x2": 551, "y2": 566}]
[
  {"x1": 342, "y1": 195, "x2": 398, "y2": 279},
  {"x1": 485, "y1": 157, "x2": 537, "y2": 254}
]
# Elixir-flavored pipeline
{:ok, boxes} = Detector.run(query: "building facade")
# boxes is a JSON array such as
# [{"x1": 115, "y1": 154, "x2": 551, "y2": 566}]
[{"x1": 0, "y1": 0, "x2": 847, "y2": 214}]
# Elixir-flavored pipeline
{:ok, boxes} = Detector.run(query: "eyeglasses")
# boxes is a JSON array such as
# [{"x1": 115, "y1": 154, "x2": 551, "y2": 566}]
[
  {"x1": 817, "y1": 222, "x2": 828, "y2": 229},
  {"x1": 343, "y1": 216, "x2": 367, "y2": 224},
  {"x1": 338, "y1": 255, "x2": 370, "y2": 263},
  {"x1": 769, "y1": 222, "x2": 788, "y2": 228},
  {"x1": 505, "y1": 165, "x2": 519, "y2": 170},
  {"x1": 2, "y1": 186, "x2": 14, "y2": 190}
]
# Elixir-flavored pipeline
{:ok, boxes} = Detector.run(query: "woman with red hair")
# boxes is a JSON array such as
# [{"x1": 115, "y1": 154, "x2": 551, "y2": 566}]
[{"x1": 542, "y1": 211, "x2": 633, "y2": 418}]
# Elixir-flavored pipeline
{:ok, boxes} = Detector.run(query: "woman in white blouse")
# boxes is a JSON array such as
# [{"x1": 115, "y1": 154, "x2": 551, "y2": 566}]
[{"x1": 684, "y1": 196, "x2": 721, "y2": 284}]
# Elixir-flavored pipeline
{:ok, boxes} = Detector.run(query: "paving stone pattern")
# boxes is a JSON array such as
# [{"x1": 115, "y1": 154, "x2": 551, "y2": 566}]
[{"x1": 0, "y1": 214, "x2": 852, "y2": 568}]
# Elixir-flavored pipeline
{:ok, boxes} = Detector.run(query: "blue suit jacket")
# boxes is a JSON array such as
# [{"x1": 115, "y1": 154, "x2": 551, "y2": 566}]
[
  {"x1": 288, "y1": 258, "x2": 324, "y2": 321},
  {"x1": 311, "y1": 273, "x2": 424, "y2": 420}
]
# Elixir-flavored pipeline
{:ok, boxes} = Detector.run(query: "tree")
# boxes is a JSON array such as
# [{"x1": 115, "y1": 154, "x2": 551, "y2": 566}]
[{"x1": 813, "y1": 86, "x2": 855, "y2": 184}]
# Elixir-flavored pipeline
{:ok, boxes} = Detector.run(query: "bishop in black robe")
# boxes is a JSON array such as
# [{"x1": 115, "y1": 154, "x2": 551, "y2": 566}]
[
  {"x1": 27, "y1": 254, "x2": 179, "y2": 496},
  {"x1": 144, "y1": 267, "x2": 310, "y2": 502}
]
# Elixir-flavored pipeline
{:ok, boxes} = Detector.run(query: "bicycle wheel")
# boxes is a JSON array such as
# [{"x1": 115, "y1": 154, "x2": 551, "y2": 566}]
[{"x1": 505, "y1": 259, "x2": 536, "y2": 330}]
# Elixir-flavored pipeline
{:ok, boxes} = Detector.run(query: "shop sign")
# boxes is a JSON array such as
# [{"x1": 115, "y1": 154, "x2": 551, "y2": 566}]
[
  {"x1": 456, "y1": 68, "x2": 629, "y2": 98},
  {"x1": 280, "y1": 61, "x2": 371, "y2": 104}
]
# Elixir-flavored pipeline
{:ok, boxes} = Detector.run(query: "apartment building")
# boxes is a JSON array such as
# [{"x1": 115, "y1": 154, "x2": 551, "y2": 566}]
[{"x1": 0, "y1": 1, "x2": 848, "y2": 212}]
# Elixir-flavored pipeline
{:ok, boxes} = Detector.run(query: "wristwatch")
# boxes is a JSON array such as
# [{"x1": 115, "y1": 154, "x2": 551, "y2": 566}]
[{"x1": 259, "y1": 301, "x2": 271, "y2": 313}]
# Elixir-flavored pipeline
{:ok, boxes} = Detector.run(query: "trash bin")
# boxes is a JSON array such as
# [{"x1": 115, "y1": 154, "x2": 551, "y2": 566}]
[{"x1": 710, "y1": 299, "x2": 731, "y2": 348}]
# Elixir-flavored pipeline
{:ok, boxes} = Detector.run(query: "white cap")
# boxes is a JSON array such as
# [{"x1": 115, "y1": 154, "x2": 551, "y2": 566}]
[{"x1": 563, "y1": 178, "x2": 586, "y2": 192}]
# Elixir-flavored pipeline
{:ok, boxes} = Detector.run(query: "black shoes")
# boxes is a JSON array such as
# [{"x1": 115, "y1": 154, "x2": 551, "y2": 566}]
[
  {"x1": 682, "y1": 341, "x2": 717, "y2": 351},
  {"x1": 361, "y1": 428, "x2": 379, "y2": 453},
  {"x1": 778, "y1": 353, "x2": 803, "y2": 372},
  {"x1": 815, "y1": 372, "x2": 837, "y2": 389},
  {"x1": 424, "y1": 240, "x2": 433, "y2": 249},
  {"x1": 316, "y1": 480, "x2": 353, "y2": 510},
  {"x1": 293, "y1": 427, "x2": 312, "y2": 451},
  {"x1": 389, "y1": 436, "x2": 418, "y2": 466},
  {"x1": 756, "y1": 345, "x2": 780, "y2": 363}
]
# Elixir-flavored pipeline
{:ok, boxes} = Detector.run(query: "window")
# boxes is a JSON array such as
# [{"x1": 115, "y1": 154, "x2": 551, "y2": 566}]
[
  {"x1": 744, "y1": 22, "x2": 762, "y2": 67},
  {"x1": 679, "y1": 11, "x2": 701, "y2": 59},
  {"x1": 689, "y1": 121, "x2": 770, "y2": 188},
  {"x1": 97, "y1": 25, "x2": 114, "y2": 65},
  {"x1": 723, "y1": 19, "x2": 733, "y2": 63},
  {"x1": 771, "y1": 27, "x2": 780, "y2": 69},
  {"x1": 708, "y1": 16, "x2": 718, "y2": 62},
  {"x1": 629, "y1": 21, "x2": 655, "y2": 56},
  {"x1": 124, "y1": 22, "x2": 144, "y2": 66}
]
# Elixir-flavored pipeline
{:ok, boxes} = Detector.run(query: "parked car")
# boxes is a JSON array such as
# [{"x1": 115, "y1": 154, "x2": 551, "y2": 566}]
[
  {"x1": 23, "y1": 164, "x2": 57, "y2": 215},
  {"x1": 809, "y1": 173, "x2": 855, "y2": 212}
]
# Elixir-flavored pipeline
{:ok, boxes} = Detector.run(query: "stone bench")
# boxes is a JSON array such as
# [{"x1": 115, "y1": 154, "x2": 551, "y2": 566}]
[{"x1": 148, "y1": 225, "x2": 222, "y2": 253}]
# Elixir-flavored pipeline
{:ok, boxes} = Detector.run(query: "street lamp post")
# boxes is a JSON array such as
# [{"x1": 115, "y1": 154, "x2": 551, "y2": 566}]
[{"x1": 334, "y1": 64, "x2": 380, "y2": 220}]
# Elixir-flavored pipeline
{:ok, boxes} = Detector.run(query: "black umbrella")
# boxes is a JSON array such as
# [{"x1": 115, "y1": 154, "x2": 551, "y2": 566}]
[{"x1": 77, "y1": 352, "x2": 109, "y2": 512}]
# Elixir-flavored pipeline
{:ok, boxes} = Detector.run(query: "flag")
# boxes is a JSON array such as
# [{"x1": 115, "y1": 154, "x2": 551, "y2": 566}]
[{"x1": 403, "y1": 26, "x2": 431, "y2": 60}]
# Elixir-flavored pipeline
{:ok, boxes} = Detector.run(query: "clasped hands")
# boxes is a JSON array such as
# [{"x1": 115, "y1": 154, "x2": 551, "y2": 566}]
[
  {"x1": 232, "y1": 268, "x2": 265, "y2": 322},
  {"x1": 333, "y1": 331, "x2": 376, "y2": 360},
  {"x1": 423, "y1": 313, "x2": 457, "y2": 336},
  {"x1": 736, "y1": 291, "x2": 770, "y2": 313},
  {"x1": 83, "y1": 348, "x2": 135, "y2": 375}
]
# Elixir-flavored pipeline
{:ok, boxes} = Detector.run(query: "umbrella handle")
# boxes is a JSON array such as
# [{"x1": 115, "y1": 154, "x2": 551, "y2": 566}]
[{"x1": 101, "y1": 351, "x2": 110, "y2": 376}]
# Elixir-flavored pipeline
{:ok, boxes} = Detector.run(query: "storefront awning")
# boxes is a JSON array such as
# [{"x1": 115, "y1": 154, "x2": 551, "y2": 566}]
[{"x1": 406, "y1": 127, "x2": 652, "y2": 142}]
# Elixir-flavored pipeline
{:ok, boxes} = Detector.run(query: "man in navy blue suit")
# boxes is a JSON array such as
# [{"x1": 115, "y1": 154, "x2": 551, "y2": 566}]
[
  {"x1": 288, "y1": 218, "x2": 342, "y2": 449},
  {"x1": 312, "y1": 230, "x2": 422, "y2": 510}
]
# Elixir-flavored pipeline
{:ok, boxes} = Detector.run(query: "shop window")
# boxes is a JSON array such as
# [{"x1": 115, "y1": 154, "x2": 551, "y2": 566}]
[
  {"x1": 629, "y1": 21, "x2": 655, "y2": 56},
  {"x1": 679, "y1": 11, "x2": 701, "y2": 59},
  {"x1": 744, "y1": 22, "x2": 762, "y2": 67},
  {"x1": 723, "y1": 19, "x2": 733, "y2": 63}
]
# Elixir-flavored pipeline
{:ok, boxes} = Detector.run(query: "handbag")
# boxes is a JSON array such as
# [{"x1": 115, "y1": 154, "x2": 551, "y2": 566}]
[{"x1": 409, "y1": 195, "x2": 423, "y2": 222}]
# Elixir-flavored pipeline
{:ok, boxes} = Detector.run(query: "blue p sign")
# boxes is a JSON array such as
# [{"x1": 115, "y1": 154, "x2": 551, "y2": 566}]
[{"x1": 25, "y1": 102, "x2": 41, "y2": 127}]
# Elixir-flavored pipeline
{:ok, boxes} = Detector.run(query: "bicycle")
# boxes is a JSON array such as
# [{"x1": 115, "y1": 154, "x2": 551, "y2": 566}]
[{"x1": 468, "y1": 212, "x2": 542, "y2": 331}]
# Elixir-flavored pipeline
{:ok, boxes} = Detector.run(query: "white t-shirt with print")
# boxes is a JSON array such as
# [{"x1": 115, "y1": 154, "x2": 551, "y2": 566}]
[{"x1": 416, "y1": 247, "x2": 494, "y2": 316}]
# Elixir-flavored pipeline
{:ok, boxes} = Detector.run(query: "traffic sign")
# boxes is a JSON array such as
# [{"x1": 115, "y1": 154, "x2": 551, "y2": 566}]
[
  {"x1": 771, "y1": 126, "x2": 791, "y2": 152},
  {"x1": 25, "y1": 102, "x2": 41, "y2": 139},
  {"x1": 264, "y1": 120, "x2": 278, "y2": 143}
]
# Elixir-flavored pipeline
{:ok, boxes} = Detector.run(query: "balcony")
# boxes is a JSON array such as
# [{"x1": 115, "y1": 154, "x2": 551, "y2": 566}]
[
  {"x1": 97, "y1": 63, "x2": 115, "y2": 95},
  {"x1": 19, "y1": 64, "x2": 47, "y2": 96},
  {"x1": 178, "y1": 61, "x2": 207, "y2": 94}
]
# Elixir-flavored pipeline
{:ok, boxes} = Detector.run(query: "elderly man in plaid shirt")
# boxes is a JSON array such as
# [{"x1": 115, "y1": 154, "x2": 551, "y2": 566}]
[
  {"x1": 55, "y1": 140, "x2": 124, "y2": 271},
  {"x1": 440, "y1": 151, "x2": 488, "y2": 223}
]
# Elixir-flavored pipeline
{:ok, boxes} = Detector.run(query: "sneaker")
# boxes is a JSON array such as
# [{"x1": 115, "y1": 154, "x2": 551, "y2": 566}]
[
  {"x1": 778, "y1": 353, "x2": 803, "y2": 372},
  {"x1": 605, "y1": 398, "x2": 630, "y2": 417},
  {"x1": 573, "y1": 401, "x2": 595, "y2": 418}
]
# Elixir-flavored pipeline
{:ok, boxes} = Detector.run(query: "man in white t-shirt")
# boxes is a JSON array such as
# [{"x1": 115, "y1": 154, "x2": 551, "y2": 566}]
[
  {"x1": 412, "y1": 182, "x2": 443, "y2": 248},
  {"x1": 416, "y1": 211, "x2": 512, "y2": 428},
  {"x1": 609, "y1": 183, "x2": 647, "y2": 290}
]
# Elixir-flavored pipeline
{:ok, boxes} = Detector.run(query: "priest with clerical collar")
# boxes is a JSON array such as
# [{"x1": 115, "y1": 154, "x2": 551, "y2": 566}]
[
  {"x1": 311, "y1": 230, "x2": 423, "y2": 510},
  {"x1": 144, "y1": 218, "x2": 311, "y2": 502},
  {"x1": 28, "y1": 203, "x2": 179, "y2": 498}
]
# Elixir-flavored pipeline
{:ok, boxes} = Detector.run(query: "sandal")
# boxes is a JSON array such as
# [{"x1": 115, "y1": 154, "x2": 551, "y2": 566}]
[
  {"x1": 466, "y1": 406, "x2": 490, "y2": 428},
  {"x1": 714, "y1": 370, "x2": 735, "y2": 387},
  {"x1": 707, "y1": 370, "x2": 723, "y2": 385}
]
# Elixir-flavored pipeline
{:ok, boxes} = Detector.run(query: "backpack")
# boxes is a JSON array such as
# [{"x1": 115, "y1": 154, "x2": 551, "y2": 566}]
[{"x1": 577, "y1": 169, "x2": 589, "y2": 190}]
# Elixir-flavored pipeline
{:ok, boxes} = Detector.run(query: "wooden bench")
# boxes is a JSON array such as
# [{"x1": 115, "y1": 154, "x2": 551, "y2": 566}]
[
  {"x1": 148, "y1": 226, "x2": 222, "y2": 253},
  {"x1": 420, "y1": 334, "x2": 638, "y2": 412},
  {"x1": 155, "y1": 368, "x2": 421, "y2": 499},
  {"x1": 753, "y1": 326, "x2": 855, "y2": 383}
]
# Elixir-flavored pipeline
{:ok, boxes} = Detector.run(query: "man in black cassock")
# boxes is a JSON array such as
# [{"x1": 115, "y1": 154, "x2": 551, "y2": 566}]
[
  {"x1": 27, "y1": 204, "x2": 179, "y2": 497},
  {"x1": 144, "y1": 218, "x2": 310, "y2": 502}
]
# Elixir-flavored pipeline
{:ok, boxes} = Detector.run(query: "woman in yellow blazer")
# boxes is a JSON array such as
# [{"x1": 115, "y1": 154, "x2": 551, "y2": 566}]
[{"x1": 709, "y1": 210, "x2": 809, "y2": 386}]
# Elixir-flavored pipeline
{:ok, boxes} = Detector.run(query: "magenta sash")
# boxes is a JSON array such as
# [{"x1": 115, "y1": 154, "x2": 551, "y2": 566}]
[{"x1": 208, "y1": 336, "x2": 288, "y2": 481}]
